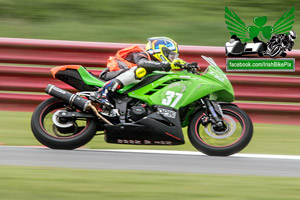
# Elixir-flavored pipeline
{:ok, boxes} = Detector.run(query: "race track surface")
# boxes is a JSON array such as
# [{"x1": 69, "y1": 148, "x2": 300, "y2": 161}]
[{"x1": 0, "y1": 146, "x2": 300, "y2": 177}]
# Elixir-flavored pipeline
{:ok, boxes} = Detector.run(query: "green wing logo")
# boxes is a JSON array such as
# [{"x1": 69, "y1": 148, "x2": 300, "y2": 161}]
[{"x1": 225, "y1": 6, "x2": 295, "y2": 42}]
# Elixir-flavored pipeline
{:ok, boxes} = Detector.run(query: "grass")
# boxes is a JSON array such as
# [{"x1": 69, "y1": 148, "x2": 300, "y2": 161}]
[
  {"x1": 1, "y1": 111, "x2": 300, "y2": 155},
  {"x1": 1, "y1": 2, "x2": 299, "y2": 198},
  {"x1": 0, "y1": 0, "x2": 299, "y2": 48},
  {"x1": 0, "y1": 166, "x2": 300, "y2": 200}
]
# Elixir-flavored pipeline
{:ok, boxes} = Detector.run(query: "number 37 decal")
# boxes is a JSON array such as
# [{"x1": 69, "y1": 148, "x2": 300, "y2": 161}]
[{"x1": 161, "y1": 91, "x2": 183, "y2": 107}]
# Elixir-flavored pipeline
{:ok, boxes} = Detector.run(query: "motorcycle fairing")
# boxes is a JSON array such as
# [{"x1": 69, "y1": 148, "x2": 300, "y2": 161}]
[
  {"x1": 123, "y1": 74, "x2": 166, "y2": 94},
  {"x1": 124, "y1": 69, "x2": 234, "y2": 109},
  {"x1": 51, "y1": 65, "x2": 105, "y2": 90},
  {"x1": 51, "y1": 65, "x2": 82, "y2": 78},
  {"x1": 51, "y1": 63, "x2": 234, "y2": 112},
  {"x1": 104, "y1": 105, "x2": 185, "y2": 145}
]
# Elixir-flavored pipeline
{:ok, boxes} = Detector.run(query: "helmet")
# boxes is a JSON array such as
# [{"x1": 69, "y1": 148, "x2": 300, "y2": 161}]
[
  {"x1": 145, "y1": 37, "x2": 179, "y2": 63},
  {"x1": 289, "y1": 30, "x2": 297, "y2": 41}
]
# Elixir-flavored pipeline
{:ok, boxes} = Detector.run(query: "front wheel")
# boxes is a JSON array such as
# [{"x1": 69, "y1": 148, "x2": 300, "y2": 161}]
[
  {"x1": 31, "y1": 97, "x2": 98, "y2": 149},
  {"x1": 188, "y1": 104, "x2": 253, "y2": 156},
  {"x1": 269, "y1": 46, "x2": 283, "y2": 57}
]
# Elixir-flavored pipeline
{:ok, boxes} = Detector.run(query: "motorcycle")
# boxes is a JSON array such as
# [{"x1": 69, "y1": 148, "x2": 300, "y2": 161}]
[
  {"x1": 264, "y1": 35, "x2": 293, "y2": 57},
  {"x1": 31, "y1": 56, "x2": 253, "y2": 156},
  {"x1": 225, "y1": 36, "x2": 267, "y2": 57}
]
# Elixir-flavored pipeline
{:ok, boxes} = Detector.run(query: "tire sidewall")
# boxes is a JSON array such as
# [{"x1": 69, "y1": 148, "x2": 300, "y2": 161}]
[
  {"x1": 31, "y1": 97, "x2": 98, "y2": 149},
  {"x1": 188, "y1": 104, "x2": 253, "y2": 156}
]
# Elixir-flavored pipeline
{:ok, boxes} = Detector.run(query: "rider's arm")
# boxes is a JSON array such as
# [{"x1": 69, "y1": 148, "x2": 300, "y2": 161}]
[
  {"x1": 132, "y1": 52, "x2": 171, "y2": 72},
  {"x1": 137, "y1": 59, "x2": 171, "y2": 72}
]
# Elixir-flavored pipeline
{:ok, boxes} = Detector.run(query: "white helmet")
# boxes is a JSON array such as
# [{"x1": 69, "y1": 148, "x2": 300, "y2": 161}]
[{"x1": 289, "y1": 30, "x2": 297, "y2": 41}]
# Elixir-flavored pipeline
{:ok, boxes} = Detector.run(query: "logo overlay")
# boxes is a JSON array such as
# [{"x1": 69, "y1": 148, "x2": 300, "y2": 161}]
[
  {"x1": 224, "y1": 6, "x2": 296, "y2": 71},
  {"x1": 225, "y1": 6, "x2": 295, "y2": 42},
  {"x1": 227, "y1": 58, "x2": 294, "y2": 71}
]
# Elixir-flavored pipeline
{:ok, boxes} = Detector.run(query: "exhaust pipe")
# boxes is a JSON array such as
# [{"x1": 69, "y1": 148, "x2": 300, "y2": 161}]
[
  {"x1": 46, "y1": 84, "x2": 90, "y2": 111},
  {"x1": 45, "y1": 84, "x2": 113, "y2": 125}
]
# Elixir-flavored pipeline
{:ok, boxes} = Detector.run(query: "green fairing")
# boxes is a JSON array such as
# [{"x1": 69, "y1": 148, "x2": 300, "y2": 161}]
[
  {"x1": 125, "y1": 66, "x2": 234, "y2": 109},
  {"x1": 78, "y1": 67, "x2": 105, "y2": 87},
  {"x1": 76, "y1": 63, "x2": 234, "y2": 127}
]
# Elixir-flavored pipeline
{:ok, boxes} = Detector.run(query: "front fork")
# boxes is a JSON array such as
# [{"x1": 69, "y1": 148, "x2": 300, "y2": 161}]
[{"x1": 201, "y1": 97, "x2": 224, "y2": 128}]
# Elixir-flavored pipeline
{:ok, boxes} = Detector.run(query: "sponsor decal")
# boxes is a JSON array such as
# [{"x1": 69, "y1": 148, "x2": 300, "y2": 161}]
[
  {"x1": 154, "y1": 141, "x2": 172, "y2": 145},
  {"x1": 144, "y1": 140, "x2": 151, "y2": 145},
  {"x1": 208, "y1": 70, "x2": 226, "y2": 82},
  {"x1": 116, "y1": 139, "x2": 172, "y2": 145},
  {"x1": 179, "y1": 75, "x2": 191, "y2": 78},
  {"x1": 53, "y1": 86, "x2": 66, "y2": 94},
  {"x1": 117, "y1": 139, "x2": 142, "y2": 145},
  {"x1": 157, "y1": 107, "x2": 177, "y2": 119}
]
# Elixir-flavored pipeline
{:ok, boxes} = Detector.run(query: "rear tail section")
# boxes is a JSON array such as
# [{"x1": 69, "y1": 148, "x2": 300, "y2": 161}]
[{"x1": 51, "y1": 65, "x2": 103, "y2": 91}]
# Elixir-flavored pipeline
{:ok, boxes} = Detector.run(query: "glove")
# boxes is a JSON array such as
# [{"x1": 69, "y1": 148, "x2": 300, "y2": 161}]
[
  {"x1": 185, "y1": 62, "x2": 198, "y2": 69},
  {"x1": 171, "y1": 58, "x2": 187, "y2": 70},
  {"x1": 184, "y1": 62, "x2": 200, "y2": 73}
]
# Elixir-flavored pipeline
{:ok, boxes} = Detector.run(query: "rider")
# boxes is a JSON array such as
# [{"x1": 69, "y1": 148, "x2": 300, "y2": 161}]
[
  {"x1": 98, "y1": 37, "x2": 191, "y2": 108},
  {"x1": 266, "y1": 30, "x2": 297, "y2": 57}
]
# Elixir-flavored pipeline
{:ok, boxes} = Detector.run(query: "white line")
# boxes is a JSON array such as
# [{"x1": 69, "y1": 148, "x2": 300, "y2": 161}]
[
  {"x1": 82, "y1": 149, "x2": 300, "y2": 160},
  {"x1": 2, "y1": 146, "x2": 300, "y2": 160}
]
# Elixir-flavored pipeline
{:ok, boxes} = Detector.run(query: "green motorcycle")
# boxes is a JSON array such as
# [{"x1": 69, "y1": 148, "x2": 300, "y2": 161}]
[{"x1": 31, "y1": 56, "x2": 253, "y2": 156}]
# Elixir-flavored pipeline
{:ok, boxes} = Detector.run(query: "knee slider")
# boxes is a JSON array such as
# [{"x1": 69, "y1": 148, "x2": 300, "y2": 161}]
[{"x1": 135, "y1": 67, "x2": 147, "y2": 79}]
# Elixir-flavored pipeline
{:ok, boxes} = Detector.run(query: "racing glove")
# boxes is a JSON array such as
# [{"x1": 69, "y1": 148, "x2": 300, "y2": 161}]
[
  {"x1": 171, "y1": 58, "x2": 187, "y2": 69},
  {"x1": 184, "y1": 62, "x2": 199, "y2": 73}
]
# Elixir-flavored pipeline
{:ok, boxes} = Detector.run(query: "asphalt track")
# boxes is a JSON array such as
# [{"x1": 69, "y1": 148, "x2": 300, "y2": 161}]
[{"x1": 0, "y1": 146, "x2": 300, "y2": 177}]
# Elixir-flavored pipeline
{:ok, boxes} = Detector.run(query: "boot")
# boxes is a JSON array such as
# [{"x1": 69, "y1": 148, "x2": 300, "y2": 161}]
[
  {"x1": 99, "y1": 92, "x2": 114, "y2": 109},
  {"x1": 99, "y1": 79, "x2": 123, "y2": 109}
]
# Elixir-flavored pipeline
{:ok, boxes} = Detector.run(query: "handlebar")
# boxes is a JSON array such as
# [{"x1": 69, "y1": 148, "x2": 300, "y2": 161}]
[{"x1": 175, "y1": 62, "x2": 201, "y2": 74}]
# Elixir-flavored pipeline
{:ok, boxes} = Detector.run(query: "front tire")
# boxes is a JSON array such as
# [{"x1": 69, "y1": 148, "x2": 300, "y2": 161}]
[
  {"x1": 31, "y1": 97, "x2": 98, "y2": 149},
  {"x1": 269, "y1": 46, "x2": 282, "y2": 57},
  {"x1": 188, "y1": 104, "x2": 253, "y2": 156}
]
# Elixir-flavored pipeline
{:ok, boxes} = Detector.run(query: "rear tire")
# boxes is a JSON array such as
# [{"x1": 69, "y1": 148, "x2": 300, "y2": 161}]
[
  {"x1": 188, "y1": 104, "x2": 253, "y2": 156},
  {"x1": 31, "y1": 97, "x2": 98, "y2": 149}
]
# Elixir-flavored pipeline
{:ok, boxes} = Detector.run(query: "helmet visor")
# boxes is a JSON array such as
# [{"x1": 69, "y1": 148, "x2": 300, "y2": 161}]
[
  {"x1": 168, "y1": 51, "x2": 179, "y2": 62},
  {"x1": 162, "y1": 47, "x2": 179, "y2": 62}
]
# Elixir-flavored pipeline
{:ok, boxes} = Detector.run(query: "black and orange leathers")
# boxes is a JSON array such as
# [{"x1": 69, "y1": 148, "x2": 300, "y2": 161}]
[
  {"x1": 100, "y1": 46, "x2": 171, "y2": 81},
  {"x1": 99, "y1": 46, "x2": 172, "y2": 108}
]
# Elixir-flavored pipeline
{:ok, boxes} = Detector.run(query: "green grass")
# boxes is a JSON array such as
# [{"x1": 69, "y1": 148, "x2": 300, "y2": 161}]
[
  {"x1": 0, "y1": 0, "x2": 299, "y2": 48},
  {"x1": 0, "y1": 166, "x2": 300, "y2": 200},
  {"x1": 1, "y1": 111, "x2": 300, "y2": 155}
]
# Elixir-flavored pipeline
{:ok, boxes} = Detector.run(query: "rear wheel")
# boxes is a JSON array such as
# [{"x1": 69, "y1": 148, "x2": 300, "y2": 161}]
[
  {"x1": 188, "y1": 104, "x2": 253, "y2": 156},
  {"x1": 31, "y1": 97, "x2": 98, "y2": 149}
]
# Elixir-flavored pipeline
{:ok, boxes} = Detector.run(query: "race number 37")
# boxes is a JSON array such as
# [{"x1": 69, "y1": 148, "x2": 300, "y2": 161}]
[{"x1": 161, "y1": 91, "x2": 183, "y2": 107}]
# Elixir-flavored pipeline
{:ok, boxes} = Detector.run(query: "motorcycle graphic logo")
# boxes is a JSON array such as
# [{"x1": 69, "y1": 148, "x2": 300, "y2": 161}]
[
  {"x1": 225, "y1": 6, "x2": 296, "y2": 58},
  {"x1": 225, "y1": 6, "x2": 294, "y2": 42}
]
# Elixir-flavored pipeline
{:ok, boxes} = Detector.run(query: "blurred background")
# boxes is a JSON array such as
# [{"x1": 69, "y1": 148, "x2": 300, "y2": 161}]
[
  {"x1": 0, "y1": 0, "x2": 299, "y2": 47},
  {"x1": 1, "y1": 1, "x2": 300, "y2": 199}
]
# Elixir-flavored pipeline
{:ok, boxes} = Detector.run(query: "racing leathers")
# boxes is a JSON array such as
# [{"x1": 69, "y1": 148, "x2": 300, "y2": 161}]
[
  {"x1": 266, "y1": 34, "x2": 295, "y2": 57},
  {"x1": 98, "y1": 47, "x2": 173, "y2": 108}
]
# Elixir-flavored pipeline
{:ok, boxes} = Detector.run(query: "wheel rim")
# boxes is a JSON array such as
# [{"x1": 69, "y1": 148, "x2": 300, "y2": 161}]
[
  {"x1": 194, "y1": 109, "x2": 245, "y2": 147},
  {"x1": 270, "y1": 46, "x2": 281, "y2": 57},
  {"x1": 39, "y1": 100, "x2": 90, "y2": 139}
]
